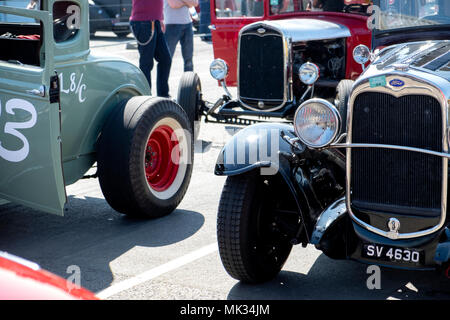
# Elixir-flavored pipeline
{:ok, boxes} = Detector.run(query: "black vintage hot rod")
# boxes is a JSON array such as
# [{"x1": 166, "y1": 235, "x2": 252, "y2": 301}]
[{"x1": 215, "y1": 0, "x2": 450, "y2": 283}]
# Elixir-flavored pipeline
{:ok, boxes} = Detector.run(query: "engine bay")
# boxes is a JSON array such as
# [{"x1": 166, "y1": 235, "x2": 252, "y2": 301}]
[{"x1": 292, "y1": 38, "x2": 346, "y2": 99}]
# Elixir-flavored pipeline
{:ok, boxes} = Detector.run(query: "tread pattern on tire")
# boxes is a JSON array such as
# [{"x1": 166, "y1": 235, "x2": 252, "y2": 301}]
[
  {"x1": 177, "y1": 71, "x2": 201, "y2": 126},
  {"x1": 217, "y1": 175, "x2": 255, "y2": 282}
]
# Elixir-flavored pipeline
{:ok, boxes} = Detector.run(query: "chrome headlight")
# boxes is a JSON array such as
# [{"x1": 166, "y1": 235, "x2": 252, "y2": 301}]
[
  {"x1": 353, "y1": 44, "x2": 371, "y2": 65},
  {"x1": 209, "y1": 59, "x2": 228, "y2": 81},
  {"x1": 299, "y1": 62, "x2": 320, "y2": 85},
  {"x1": 294, "y1": 99, "x2": 341, "y2": 148}
]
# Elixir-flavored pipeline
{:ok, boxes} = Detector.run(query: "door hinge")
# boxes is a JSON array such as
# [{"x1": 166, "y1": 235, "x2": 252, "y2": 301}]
[{"x1": 49, "y1": 73, "x2": 60, "y2": 104}]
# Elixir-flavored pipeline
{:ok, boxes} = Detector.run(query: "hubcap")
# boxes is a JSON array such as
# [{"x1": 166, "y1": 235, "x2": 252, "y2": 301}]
[{"x1": 145, "y1": 125, "x2": 180, "y2": 192}]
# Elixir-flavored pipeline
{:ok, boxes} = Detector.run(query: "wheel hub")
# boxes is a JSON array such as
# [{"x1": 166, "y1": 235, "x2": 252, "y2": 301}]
[{"x1": 145, "y1": 125, "x2": 180, "y2": 192}]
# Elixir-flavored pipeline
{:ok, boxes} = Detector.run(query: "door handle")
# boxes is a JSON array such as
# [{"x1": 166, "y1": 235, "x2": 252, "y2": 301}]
[
  {"x1": 27, "y1": 85, "x2": 45, "y2": 97},
  {"x1": 208, "y1": 24, "x2": 216, "y2": 30}
]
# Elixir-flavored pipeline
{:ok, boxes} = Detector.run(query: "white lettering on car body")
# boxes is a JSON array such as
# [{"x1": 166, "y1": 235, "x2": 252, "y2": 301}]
[
  {"x1": 0, "y1": 98, "x2": 37, "y2": 162},
  {"x1": 58, "y1": 72, "x2": 87, "y2": 103}
]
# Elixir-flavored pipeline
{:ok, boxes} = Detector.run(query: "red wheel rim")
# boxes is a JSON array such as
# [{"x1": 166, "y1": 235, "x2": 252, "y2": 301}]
[{"x1": 145, "y1": 125, "x2": 180, "y2": 192}]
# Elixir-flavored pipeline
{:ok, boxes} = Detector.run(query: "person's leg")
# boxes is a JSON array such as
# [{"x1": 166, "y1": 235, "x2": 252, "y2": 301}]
[
  {"x1": 131, "y1": 21, "x2": 157, "y2": 92},
  {"x1": 154, "y1": 21, "x2": 172, "y2": 97},
  {"x1": 164, "y1": 24, "x2": 182, "y2": 58},
  {"x1": 180, "y1": 22, "x2": 194, "y2": 72}
]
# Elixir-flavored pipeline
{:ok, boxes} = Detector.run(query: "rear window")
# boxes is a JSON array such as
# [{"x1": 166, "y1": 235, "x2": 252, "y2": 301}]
[
  {"x1": 0, "y1": 0, "x2": 42, "y2": 66},
  {"x1": 0, "y1": 0, "x2": 40, "y2": 23}
]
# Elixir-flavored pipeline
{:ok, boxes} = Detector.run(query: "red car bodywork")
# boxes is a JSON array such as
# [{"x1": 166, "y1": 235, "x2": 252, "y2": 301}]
[
  {"x1": 0, "y1": 253, "x2": 98, "y2": 300},
  {"x1": 209, "y1": 0, "x2": 372, "y2": 86}
]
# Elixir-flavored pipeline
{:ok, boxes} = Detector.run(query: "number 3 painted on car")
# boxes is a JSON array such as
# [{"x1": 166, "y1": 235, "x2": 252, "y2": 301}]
[{"x1": 0, "y1": 98, "x2": 37, "y2": 162}]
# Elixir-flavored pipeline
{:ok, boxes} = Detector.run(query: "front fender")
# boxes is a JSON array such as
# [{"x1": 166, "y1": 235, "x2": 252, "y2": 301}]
[
  {"x1": 214, "y1": 123, "x2": 325, "y2": 243},
  {"x1": 214, "y1": 123, "x2": 297, "y2": 177}
]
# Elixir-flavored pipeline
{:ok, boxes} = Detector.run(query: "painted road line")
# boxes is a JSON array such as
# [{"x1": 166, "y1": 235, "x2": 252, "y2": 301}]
[{"x1": 96, "y1": 243, "x2": 218, "y2": 299}]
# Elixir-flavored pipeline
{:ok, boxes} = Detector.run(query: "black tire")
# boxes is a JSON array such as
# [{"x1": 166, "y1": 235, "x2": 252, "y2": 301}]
[
  {"x1": 114, "y1": 31, "x2": 130, "y2": 38},
  {"x1": 335, "y1": 79, "x2": 354, "y2": 132},
  {"x1": 217, "y1": 173, "x2": 293, "y2": 283},
  {"x1": 97, "y1": 96, "x2": 193, "y2": 218},
  {"x1": 177, "y1": 72, "x2": 202, "y2": 140}
]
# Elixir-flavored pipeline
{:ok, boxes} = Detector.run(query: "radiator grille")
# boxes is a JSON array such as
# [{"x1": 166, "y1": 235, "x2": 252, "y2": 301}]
[
  {"x1": 350, "y1": 92, "x2": 442, "y2": 217},
  {"x1": 238, "y1": 32, "x2": 285, "y2": 110}
]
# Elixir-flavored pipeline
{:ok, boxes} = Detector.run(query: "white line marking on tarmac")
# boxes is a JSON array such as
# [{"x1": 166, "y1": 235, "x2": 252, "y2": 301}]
[{"x1": 96, "y1": 243, "x2": 218, "y2": 299}]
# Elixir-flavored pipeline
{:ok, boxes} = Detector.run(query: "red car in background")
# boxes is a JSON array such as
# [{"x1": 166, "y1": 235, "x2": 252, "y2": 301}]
[
  {"x1": 176, "y1": 0, "x2": 372, "y2": 129},
  {"x1": 0, "y1": 252, "x2": 97, "y2": 300},
  {"x1": 209, "y1": 0, "x2": 371, "y2": 86}
]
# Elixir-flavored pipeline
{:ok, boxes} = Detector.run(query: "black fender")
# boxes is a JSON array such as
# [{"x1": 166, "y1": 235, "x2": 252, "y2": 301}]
[
  {"x1": 214, "y1": 123, "x2": 295, "y2": 177},
  {"x1": 214, "y1": 123, "x2": 325, "y2": 243}
]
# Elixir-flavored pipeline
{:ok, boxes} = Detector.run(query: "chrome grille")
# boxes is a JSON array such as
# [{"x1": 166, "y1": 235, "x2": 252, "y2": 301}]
[{"x1": 350, "y1": 92, "x2": 442, "y2": 217}]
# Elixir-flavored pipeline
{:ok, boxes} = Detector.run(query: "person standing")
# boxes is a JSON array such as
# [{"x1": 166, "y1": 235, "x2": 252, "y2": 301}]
[
  {"x1": 164, "y1": 0, "x2": 199, "y2": 72},
  {"x1": 130, "y1": 0, "x2": 171, "y2": 97}
]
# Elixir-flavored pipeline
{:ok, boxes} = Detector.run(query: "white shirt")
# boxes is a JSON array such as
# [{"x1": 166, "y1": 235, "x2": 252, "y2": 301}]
[{"x1": 164, "y1": 0, "x2": 192, "y2": 25}]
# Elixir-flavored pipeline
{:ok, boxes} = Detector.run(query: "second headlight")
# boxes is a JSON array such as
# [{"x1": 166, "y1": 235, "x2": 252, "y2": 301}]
[
  {"x1": 209, "y1": 59, "x2": 228, "y2": 81},
  {"x1": 294, "y1": 99, "x2": 341, "y2": 148}
]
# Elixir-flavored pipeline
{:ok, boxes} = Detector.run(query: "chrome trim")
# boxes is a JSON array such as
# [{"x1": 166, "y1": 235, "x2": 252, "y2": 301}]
[
  {"x1": 26, "y1": 85, "x2": 45, "y2": 97},
  {"x1": 345, "y1": 74, "x2": 449, "y2": 240},
  {"x1": 248, "y1": 19, "x2": 351, "y2": 43},
  {"x1": 237, "y1": 24, "x2": 290, "y2": 112},
  {"x1": 310, "y1": 197, "x2": 347, "y2": 245},
  {"x1": 113, "y1": 22, "x2": 130, "y2": 27},
  {"x1": 329, "y1": 143, "x2": 450, "y2": 159},
  {"x1": 221, "y1": 80, "x2": 232, "y2": 99},
  {"x1": 372, "y1": 40, "x2": 450, "y2": 76}
]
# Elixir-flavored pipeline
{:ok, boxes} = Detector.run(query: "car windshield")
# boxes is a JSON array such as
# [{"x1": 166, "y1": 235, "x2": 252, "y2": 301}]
[
  {"x1": 214, "y1": 0, "x2": 370, "y2": 18},
  {"x1": 373, "y1": 0, "x2": 450, "y2": 31},
  {"x1": 269, "y1": 0, "x2": 371, "y2": 15},
  {"x1": 0, "y1": 0, "x2": 39, "y2": 23}
]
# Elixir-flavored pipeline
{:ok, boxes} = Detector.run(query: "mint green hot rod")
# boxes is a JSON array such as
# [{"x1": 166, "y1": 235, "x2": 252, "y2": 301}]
[{"x1": 0, "y1": 0, "x2": 193, "y2": 217}]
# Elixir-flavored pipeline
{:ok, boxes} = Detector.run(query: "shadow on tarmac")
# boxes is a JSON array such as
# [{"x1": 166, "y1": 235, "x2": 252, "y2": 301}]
[{"x1": 0, "y1": 194, "x2": 205, "y2": 293}]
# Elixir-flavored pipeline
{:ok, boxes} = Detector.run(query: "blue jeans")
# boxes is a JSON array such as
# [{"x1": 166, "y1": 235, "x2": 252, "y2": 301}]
[
  {"x1": 164, "y1": 22, "x2": 194, "y2": 72},
  {"x1": 130, "y1": 20, "x2": 171, "y2": 97}
]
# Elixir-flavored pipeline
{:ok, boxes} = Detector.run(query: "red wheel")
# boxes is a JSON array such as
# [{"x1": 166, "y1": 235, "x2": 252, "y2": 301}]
[
  {"x1": 145, "y1": 125, "x2": 180, "y2": 192},
  {"x1": 98, "y1": 97, "x2": 193, "y2": 218},
  {"x1": 142, "y1": 116, "x2": 190, "y2": 201}
]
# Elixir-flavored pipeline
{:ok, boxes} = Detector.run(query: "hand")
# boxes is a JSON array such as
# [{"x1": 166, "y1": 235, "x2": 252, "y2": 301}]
[{"x1": 160, "y1": 21, "x2": 165, "y2": 33}]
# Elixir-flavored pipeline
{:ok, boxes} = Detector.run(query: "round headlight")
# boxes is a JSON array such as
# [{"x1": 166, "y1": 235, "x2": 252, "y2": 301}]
[
  {"x1": 209, "y1": 59, "x2": 228, "y2": 81},
  {"x1": 353, "y1": 44, "x2": 371, "y2": 65},
  {"x1": 294, "y1": 99, "x2": 341, "y2": 148},
  {"x1": 299, "y1": 62, "x2": 320, "y2": 85}
]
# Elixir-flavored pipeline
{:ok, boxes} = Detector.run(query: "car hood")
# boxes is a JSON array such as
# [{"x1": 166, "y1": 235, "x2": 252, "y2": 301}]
[
  {"x1": 369, "y1": 40, "x2": 450, "y2": 82},
  {"x1": 240, "y1": 18, "x2": 351, "y2": 42}
]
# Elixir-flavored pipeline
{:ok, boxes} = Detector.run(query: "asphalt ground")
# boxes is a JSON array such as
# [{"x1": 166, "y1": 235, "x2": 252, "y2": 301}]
[{"x1": 0, "y1": 31, "x2": 449, "y2": 301}]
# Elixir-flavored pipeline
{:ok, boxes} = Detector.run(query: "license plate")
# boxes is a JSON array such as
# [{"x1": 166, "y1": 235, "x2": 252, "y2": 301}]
[{"x1": 362, "y1": 244, "x2": 423, "y2": 265}]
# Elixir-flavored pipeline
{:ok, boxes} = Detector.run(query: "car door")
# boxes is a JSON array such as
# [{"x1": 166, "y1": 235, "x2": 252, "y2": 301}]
[
  {"x1": 0, "y1": 6, "x2": 66, "y2": 215},
  {"x1": 210, "y1": 0, "x2": 266, "y2": 86}
]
